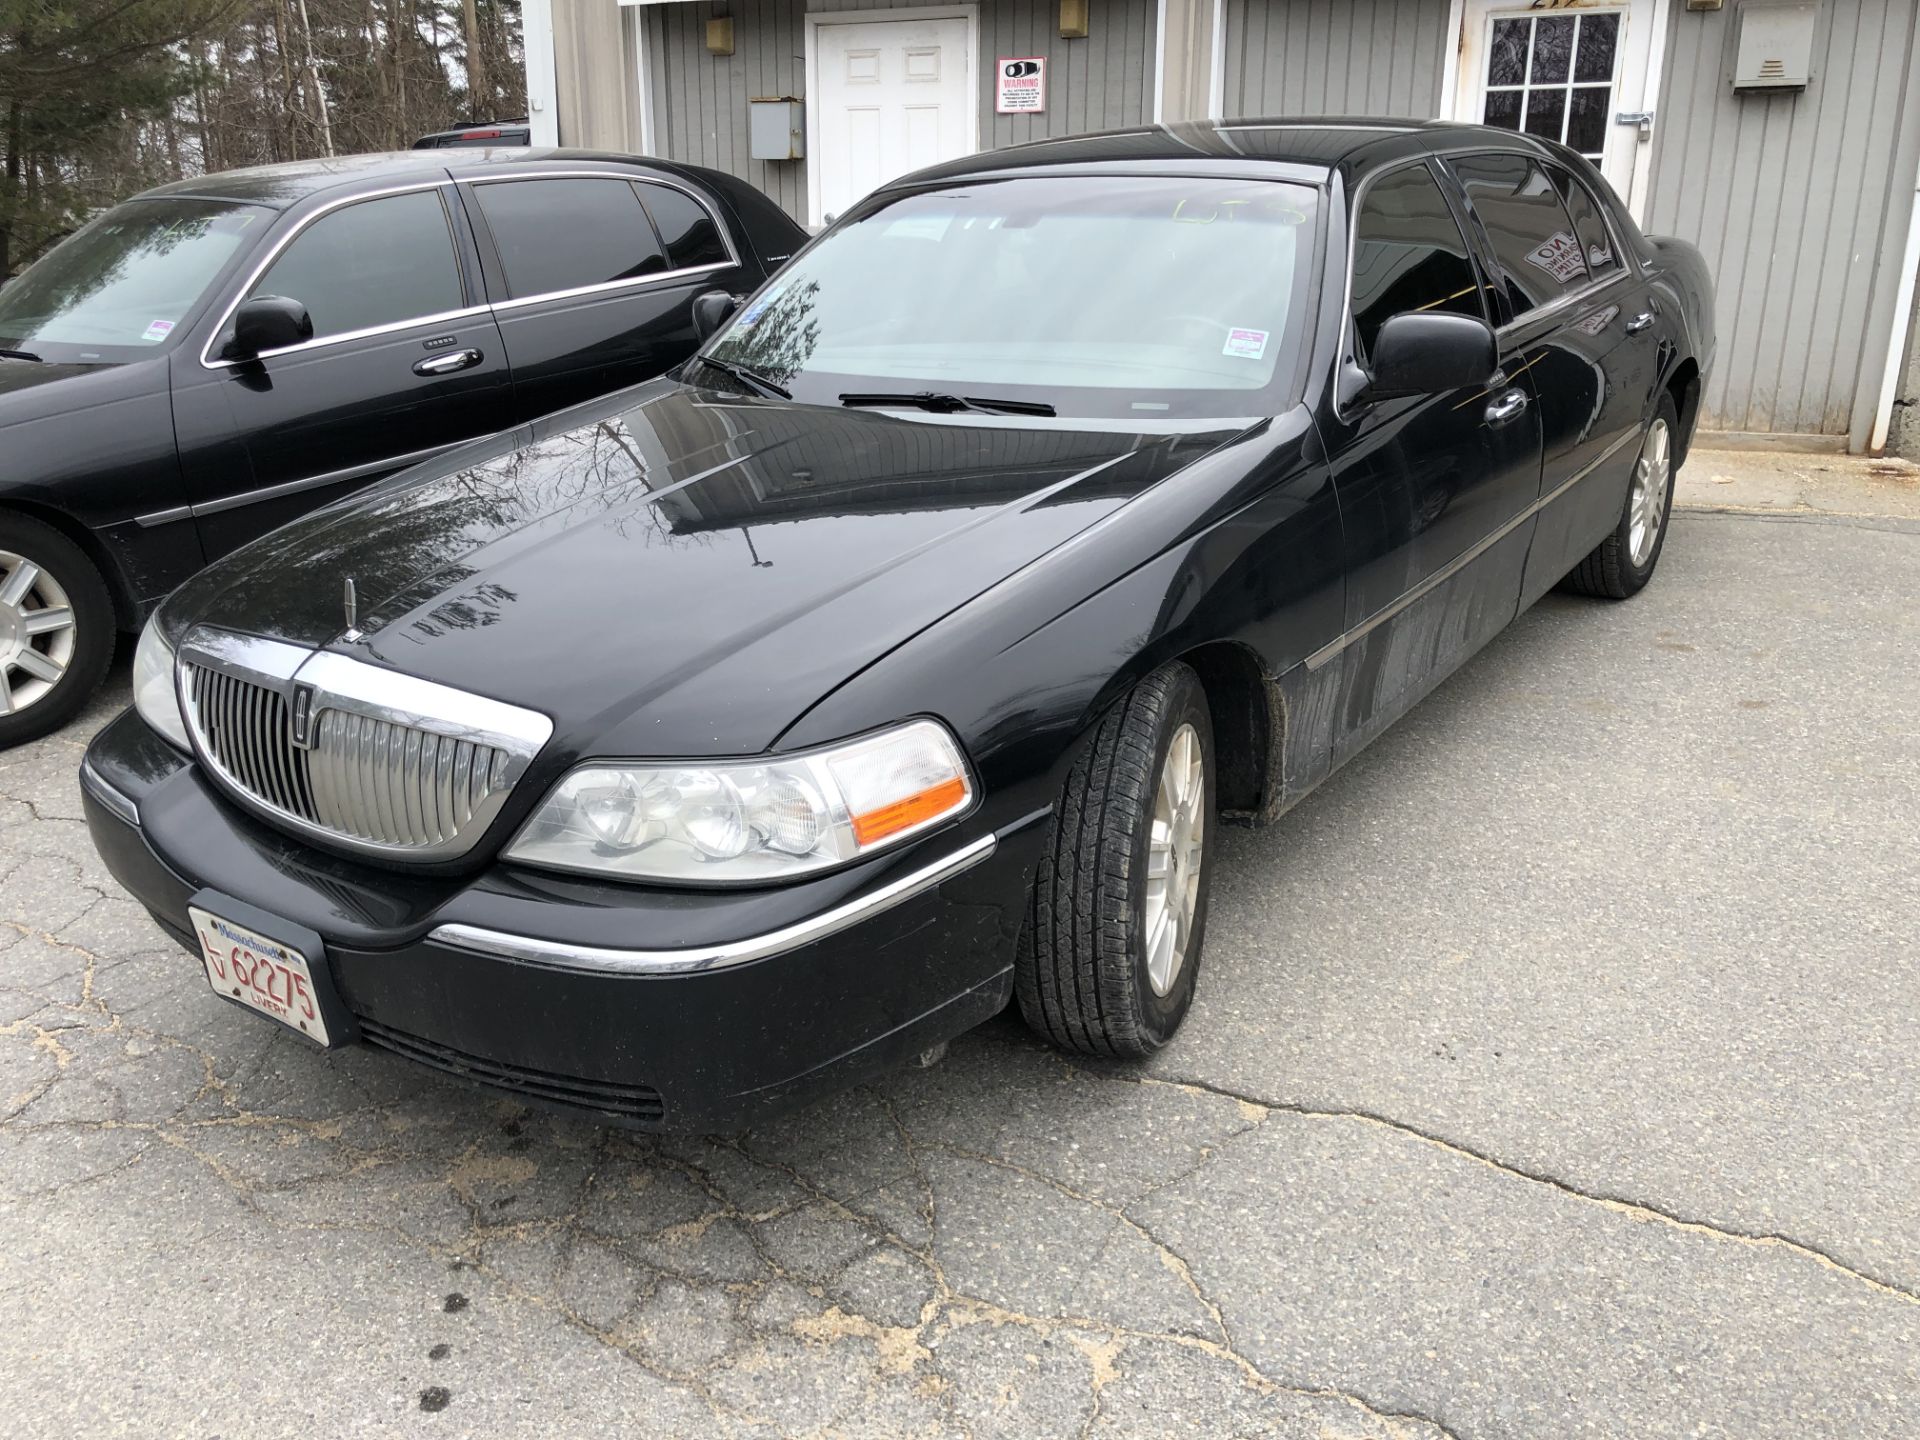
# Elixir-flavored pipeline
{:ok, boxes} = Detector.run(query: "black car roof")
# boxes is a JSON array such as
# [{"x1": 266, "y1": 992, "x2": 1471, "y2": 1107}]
[
  {"x1": 889, "y1": 117, "x2": 1571, "y2": 189},
  {"x1": 132, "y1": 149, "x2": 724, "y2": 210}
]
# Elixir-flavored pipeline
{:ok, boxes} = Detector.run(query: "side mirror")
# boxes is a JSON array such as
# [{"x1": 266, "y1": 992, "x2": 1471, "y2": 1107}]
[
  {"x1": 691, "y1": 289, "x2": 741, "y2": 341},
  {"x1": 225, "y1": 295, "x2": 313, "y2": 361},
  {"x1": 1367, "y1": 312, "x2": 1498, "y2": 398}
]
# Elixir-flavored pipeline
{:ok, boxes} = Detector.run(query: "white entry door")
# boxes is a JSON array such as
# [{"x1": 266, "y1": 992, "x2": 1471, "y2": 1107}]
[
  {"x1": 1453, "y1": 1, "x2": 1668, "y2": 219},
  {"x1": 810, "y1": 10, "x2": 976, "y2": 228}
]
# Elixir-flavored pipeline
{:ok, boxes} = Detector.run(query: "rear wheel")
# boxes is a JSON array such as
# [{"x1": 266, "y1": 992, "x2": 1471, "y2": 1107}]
[
  {"x1": 1561, "y1": 394, "x2": 1679, "y2": 599},
  {"x1": 1016, "y1": 662, "x2": 1215, "y2": 1058},
  {"x1": 0, "y1": 514, "x2": 116, "y2": 748}
]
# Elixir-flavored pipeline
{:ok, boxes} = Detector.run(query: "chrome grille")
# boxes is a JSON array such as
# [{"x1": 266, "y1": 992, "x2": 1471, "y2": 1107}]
[{"x1": 176, "y1": 631, "x2": 550, "y2": 862}]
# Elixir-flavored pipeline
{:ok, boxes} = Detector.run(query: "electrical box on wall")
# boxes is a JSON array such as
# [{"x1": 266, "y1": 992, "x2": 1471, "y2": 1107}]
[
  {"x1": 1732, "y1": 2, "x2": 1817, "y2": 91},
  {"x1": 750, "y1": 98, "x2": 805, "y2": 161}
]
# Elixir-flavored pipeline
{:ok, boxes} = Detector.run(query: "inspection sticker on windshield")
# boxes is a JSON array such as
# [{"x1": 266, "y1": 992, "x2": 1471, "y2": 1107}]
[
  {"x1": 141, "y1": 319, "x2": 174, "y2": 343},
  {"x1": 1223, "y1": 327, "x2": 1269, "y2": 360}
]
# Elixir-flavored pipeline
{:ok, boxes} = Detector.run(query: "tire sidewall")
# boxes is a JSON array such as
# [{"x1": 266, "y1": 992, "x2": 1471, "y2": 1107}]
[
  {"x1": 1127, "y1": 671, "x2": 1216, "y2": 1046},
  {"x1": 0, "y1": 517, "x2": 116, "y2": 748},
  {"x1": 1619, "y1": 394, "x2": 1681, "y2": 591}
]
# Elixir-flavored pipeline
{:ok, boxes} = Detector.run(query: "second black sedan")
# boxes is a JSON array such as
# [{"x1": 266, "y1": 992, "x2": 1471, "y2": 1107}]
[
  {"x1": 0, "y1": 149, "x2": 804, "y2": 744},
  {"x1": 82, "y1": 120, "x2": 1713, "y2": 1131}
]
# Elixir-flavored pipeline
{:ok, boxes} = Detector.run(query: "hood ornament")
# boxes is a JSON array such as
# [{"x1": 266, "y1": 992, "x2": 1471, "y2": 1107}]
[{"x1": 342, "y1": 577, "x2": 364, "y2": 643}]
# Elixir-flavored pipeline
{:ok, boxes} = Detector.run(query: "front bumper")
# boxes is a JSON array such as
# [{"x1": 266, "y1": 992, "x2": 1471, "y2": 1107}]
[{"x1": 81, "y1": 709, "x2": 1040, "y2": 1130}]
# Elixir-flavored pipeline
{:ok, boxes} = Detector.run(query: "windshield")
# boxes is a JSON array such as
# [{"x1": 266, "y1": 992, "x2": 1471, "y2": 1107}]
[
  {"x1": 0, "y1": 197, "x2": 268, "y2": 363},
  {"x1": 704, "y1": 175, "x2": 1321, "y2": 421}
]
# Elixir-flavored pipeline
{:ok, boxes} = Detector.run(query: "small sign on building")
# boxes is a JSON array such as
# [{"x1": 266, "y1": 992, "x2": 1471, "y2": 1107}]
[{"x1": 996, "y1": 57, "x2": 1046, "y2": 114}]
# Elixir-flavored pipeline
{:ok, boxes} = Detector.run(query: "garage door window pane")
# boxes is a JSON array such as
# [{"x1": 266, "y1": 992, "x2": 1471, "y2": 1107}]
[
  {"x1": 1451, "y1": 153, "x2": 1589, "y2": 316},
  {"x1": 1350, "y1": 164, "x2": 1488, "y2": 361},
  {"x1": 474, "y1": 179, "x2": 668, "y2": 298},
  {"x1": 636, "y1": 183, "x2": 728, "y2": 270},
  {"x1": 253, "y1": 190, "x2": 463, "y2": 342}
]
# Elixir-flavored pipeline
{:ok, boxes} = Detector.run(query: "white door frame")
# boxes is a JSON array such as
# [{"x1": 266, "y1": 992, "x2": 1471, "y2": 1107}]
[
  {"x1": 1447, "y1": 0, "x2": 1672, "y2": 224},
  {"x1": 804, "y1": 5, "x2": 982, "y2": 229}
]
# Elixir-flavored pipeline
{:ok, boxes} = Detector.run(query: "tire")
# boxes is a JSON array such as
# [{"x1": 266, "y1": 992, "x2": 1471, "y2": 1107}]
[
  {"x1": 0, "y1": 514, "x2": 117, "y2": 748},
  {"x1": 1561, "y1": 394, "x2": 1680, "y2": 600},
  {"x1": 1017, "y1": 662, "x2": 1215, "y2": 1058}
]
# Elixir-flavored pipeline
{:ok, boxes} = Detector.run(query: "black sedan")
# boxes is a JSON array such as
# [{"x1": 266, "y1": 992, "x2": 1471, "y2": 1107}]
[
  {"x1": 81, "y1": 120, "x2": 1714, "y2": 1130},
  {"x1": 0, "y1": 149, "x2": 804, "y2": 744}
]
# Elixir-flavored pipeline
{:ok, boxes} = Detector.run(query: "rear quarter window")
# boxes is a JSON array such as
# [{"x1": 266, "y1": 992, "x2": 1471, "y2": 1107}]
[
  {"x1": 635, "y1": 183, "x2": 730, "y2": 271},
  {"x1": 1449, "y1": 152, "x2": 1593, "y2": 317}
]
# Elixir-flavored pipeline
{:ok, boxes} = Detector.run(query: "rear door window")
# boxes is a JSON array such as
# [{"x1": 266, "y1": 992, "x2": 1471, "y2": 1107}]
[
  {"x1": 1349, "y1": 162, "x2": 1489, "y2": 362},
  {"x1": 1449, "y1": 153, "x2": 1591, "y2": 317},
  {"x1": 635, "y1": 183, "x2": 729, "y2": 270},
  {"x1": 472, "y1": 178, "x2": 669, "y2": 299},
  {"x1": 1548, "y1": 166, "x2": 1621, "y2": 278},
  {"x1": 251, "y1": 189, "x2": 465, "y2": 342}
]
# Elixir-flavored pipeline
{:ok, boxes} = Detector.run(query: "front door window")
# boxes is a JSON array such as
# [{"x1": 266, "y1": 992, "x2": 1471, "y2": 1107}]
[{"x1": 1480, "y1": 10, "x2": 1621, "y2": 167}]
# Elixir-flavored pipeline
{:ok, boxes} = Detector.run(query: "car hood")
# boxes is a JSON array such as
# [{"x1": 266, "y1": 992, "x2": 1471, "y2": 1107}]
[{"x1": 167, "y1": 380, "x2": 1239, "y2": 758}]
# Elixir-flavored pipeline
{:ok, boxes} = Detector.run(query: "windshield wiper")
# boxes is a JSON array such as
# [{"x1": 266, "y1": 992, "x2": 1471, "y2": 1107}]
[
  {"x1": 839, "y1": 391, "x2": 1056, "y2": 418},
  {"x1": 0, "y1": 347, "x2": 43, "y2": 363},
  {"x1": 689, "y1": 353, "x2": 790, "y2": 400}
]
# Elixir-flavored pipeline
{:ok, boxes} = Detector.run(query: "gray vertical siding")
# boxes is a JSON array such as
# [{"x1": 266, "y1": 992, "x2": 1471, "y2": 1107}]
[
  {"x1": 645, "y1": 0, "x2": 809, "y2": 217},
  {"x1": 1221, "y1": 0, "x2": 1451, "y2": 120},
  {"x1": 643, "y1": 0, "x2": 1156, "y2": 221},
  {"x1": 1645, "y1": 0, "x2": 1920, "y2": 439}
]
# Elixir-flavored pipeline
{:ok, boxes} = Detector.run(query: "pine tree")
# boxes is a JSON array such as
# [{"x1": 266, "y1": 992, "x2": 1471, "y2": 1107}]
[{"x1": 0, "y1": 1, "x2": 236, "y2": 276}]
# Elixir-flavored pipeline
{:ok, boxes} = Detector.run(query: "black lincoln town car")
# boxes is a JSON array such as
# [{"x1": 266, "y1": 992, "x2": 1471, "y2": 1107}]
[
  {"x1": 80, "y1": 120, "x2": 1713, "y2": 1130},
  {"x1": 0, "y1": 149, "x2": 803, "y2": 745}
]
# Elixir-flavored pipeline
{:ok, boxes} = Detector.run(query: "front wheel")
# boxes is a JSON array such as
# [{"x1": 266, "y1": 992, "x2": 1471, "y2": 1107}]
[
  {"x1": 1561, "y1": 394, "x2": 1680, "y2": 599},
  {"x1": 0, "y1": 514, "x2": 117, "y2": 748},
  {"x1": 1016, "y1": 662, "x2": 1215, "y2": 1058}
]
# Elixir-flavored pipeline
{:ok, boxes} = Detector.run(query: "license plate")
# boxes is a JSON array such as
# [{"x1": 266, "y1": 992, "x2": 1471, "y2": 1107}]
[{"x1": 190, "y1": 905, "x2": 333, "y2": 1046}]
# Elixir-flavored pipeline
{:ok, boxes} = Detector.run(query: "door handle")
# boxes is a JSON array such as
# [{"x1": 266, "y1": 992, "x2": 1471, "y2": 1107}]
[
  {"x1": 413, "y1": 348, "x2": 482, "y2": 376},
  {"x1": 1625, "y1": 311, "x2": 1657, "y2": 335},
  {"x1": 1484, "y1": 387, "x2": 1530, "y2": 425}
]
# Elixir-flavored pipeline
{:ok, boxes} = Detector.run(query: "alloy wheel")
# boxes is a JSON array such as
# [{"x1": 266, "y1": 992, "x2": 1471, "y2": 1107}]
[
  {"x1": 0, "y1": 550, "x2": 78, "y2": 716},
  {"x1": 1627, "y1": 418, "x2": 1673, "y2": 568},
  {"x1": 1144, "y1": 721, "x2": 1206, "y2": 997}
]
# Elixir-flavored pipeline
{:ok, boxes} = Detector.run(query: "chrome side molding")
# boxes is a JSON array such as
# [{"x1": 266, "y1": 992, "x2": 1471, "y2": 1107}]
[{"x1": 430, "y1": 833, "x2": 999, "y2": 975}]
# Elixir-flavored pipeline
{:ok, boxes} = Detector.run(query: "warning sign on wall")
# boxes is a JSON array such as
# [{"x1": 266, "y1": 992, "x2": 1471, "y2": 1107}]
[{"x1": 996, "y1": 57, "x2": 1046, "y2": 114}]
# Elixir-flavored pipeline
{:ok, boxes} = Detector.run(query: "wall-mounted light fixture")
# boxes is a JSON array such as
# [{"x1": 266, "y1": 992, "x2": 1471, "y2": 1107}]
[
  {"x1": 706, "y1": 17, "x2": 735, "y2": 56},
  {"x1": 1059, "y1": 0, "x2": 1089, "y2": 39}
]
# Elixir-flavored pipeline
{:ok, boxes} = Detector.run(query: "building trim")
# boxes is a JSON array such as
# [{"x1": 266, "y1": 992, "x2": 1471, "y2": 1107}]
[
  {"x1": 522, "y1": 0, "x2": 561, "y2": 147},
  {"x1": 1857, "y1": 27, "x2": 1920, "y2": 453},
  {"x1": 1439, "y1": 0, "x2": 1465, "y2": 120},
  {"x1": 630, "y1": 3, "x2": 658, "y2": 156},
  {"x1": 1152, "y1": 0, "x2": 1169, "y2": 122},
  {"x1": 1207, "y1": 0, "x2": 1227, "y2": 120},
  {"x1": 804, "y1": 5, "x2": 981, "y2": 229}
]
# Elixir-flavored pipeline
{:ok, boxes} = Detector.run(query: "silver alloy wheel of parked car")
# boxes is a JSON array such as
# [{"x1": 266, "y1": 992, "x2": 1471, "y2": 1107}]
[
  {"x1": 1145, "y1": 721, "x2": 1206, "y2": 997},
  {"x1": 1627, "y1": 417, "x2": 1673, "y2": 568},
  {"x1": 0, "y1": 549, "x2": 77, "y2": 716}
]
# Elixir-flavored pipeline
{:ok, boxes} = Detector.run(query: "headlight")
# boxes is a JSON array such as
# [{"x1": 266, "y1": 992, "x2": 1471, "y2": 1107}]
[
  {"x1": 504, "y1": 719, "x2": 975, "y2": 883},
  {"x1": 132, "y1": 616, "x2": 191, "y2": 752}
]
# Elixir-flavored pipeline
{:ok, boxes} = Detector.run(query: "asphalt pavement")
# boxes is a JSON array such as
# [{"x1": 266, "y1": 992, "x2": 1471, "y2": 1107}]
[{"x1": 2, "y1": 455, "x2": 1916, "y2": 1438}]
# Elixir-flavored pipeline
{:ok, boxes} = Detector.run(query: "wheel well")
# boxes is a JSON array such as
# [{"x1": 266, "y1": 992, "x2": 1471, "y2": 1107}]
[
  {"x1": 1666, "y1": 358, "x2": 1702, "y2": 464},
  {"x1": 1179, "y1": 641, "x2": 1274, "y2": 822},
  {"x1": 0, "y1": 501, "x2": 139, "y2": 631}
]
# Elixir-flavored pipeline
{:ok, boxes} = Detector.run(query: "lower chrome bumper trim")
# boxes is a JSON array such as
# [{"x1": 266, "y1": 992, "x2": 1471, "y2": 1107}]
[
  {"x1": 78, "y1": 758, "x2": 140, "y2": 828},
  {"x1": 429, "y1": 834, "x2": 999, "y2": 976}
]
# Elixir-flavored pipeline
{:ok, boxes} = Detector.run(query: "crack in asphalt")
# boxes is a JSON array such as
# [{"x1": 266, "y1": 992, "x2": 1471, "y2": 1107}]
[{"x1": 1095, "y1": 1066, "x2": 1920, "y2": 1308}]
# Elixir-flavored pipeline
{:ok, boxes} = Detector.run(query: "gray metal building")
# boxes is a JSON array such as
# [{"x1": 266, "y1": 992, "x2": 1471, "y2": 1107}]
[{"x1": 522, "y1": 0, "x2": 1920, "y2": 454}]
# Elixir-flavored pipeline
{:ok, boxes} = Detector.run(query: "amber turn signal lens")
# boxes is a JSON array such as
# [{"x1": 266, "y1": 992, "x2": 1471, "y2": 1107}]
[{"x1": 850, "y1": 775, "x2": 969, "y2": 846}]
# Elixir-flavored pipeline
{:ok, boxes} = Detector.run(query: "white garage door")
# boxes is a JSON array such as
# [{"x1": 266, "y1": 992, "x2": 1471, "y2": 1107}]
[{"x1": 811, "y1": 13, "x2": 976, "y2": 227}]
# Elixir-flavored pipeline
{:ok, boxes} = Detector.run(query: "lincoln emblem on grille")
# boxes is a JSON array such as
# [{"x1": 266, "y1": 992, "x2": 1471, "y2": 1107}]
[
  {"x1": 341, "y1": 577, "x2": 364, "y2": 643},
  {"x1": 290, "y1": 683, "x2": 315, "y2": 748}
]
